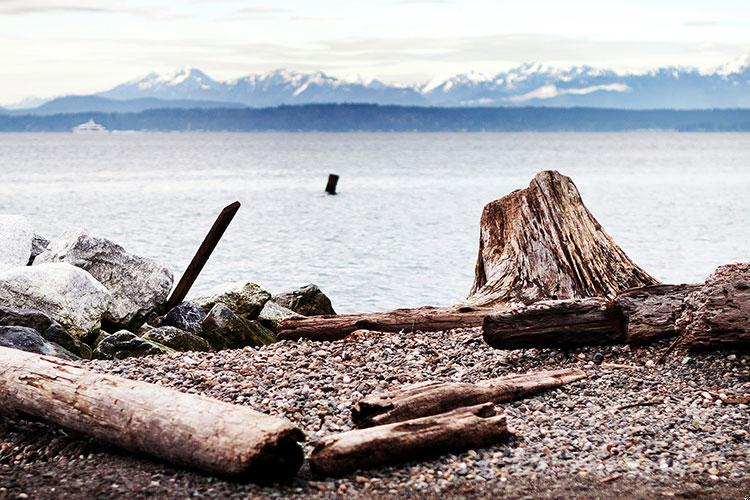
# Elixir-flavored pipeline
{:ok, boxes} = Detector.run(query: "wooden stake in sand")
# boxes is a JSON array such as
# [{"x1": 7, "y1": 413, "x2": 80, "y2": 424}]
[
  {"x1": 0, "y1": 346, "x2": 305, "y2": 480},
  {"x1": 352, "y1": 368, "x2": 586, "y2": 427},
  {"x1": 325, "y1": 173, "x2": 339, "y2": 195},
  {"x1": 310, "y1": 403, "x2": 510, "y2": 477},
  {"x1": 166, "y1": 201, "x2": 241, "y2": 310}
]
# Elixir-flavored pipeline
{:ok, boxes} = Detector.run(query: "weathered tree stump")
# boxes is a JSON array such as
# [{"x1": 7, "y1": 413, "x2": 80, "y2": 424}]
[
  {"x1": 0, "y1": 346, "x2": 305, "y2": 480},
  {"x1": 677, "y1": 263, "x2": 750, "y2": 348},
  {"x1": 483, "y1": 298, "x2": 625, "y2": 349},
  {"x1": 352, "y1": 368, "x2": 585, "y2": 427},
  {"x1": 310, "y1": 403, "x2": 510, "y2": 476},
  {"x1": 467, "y1": 170, "x2": 659, "y2": 307}
]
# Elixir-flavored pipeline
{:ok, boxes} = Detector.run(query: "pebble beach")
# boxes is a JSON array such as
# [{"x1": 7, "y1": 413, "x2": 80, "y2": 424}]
[{"x1": 2, "y1": 327, "x2": 748, "y2": 498}]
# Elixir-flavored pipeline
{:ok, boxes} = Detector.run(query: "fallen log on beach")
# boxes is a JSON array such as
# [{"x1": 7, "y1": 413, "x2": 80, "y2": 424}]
[
  {"x1": 0, "y1": 346, "x2": 305, "y2": 480},
  {"x1": 352, "y1": 368, "x2": 586, "y2": 427},
  {"x1": 277, "y1": 305, "x2": 494, "y2": 341},
  {"x1": 310, "y1": 403, "x2": 510, "y2": 476}
]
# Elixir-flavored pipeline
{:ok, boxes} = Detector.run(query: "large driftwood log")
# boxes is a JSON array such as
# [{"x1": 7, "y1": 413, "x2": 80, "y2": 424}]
[
  {"x1": 0, "y1": 346, "x2": 305, "y2": 480},
  {"x1": 615, "y1": 284, "x2": 700, "y2": 344},
  {"x1": 352, "y1": 368, "x2": 585, "y2": 427},
  {"x1": 310, "y1": 403, "x2": 510, "y2": 476},
  {"x1": 277, "y1": 306, "x2": 493, "y2": 341},
  {"x1": 483, "y1": 298, "x2": 625, "y2": 349},
  {"x1": 677, "y1": 263, "x2": 750, "y2": 348},
  {"x1": 467, "y1": 170, "x2": 658, "y2": 307}
]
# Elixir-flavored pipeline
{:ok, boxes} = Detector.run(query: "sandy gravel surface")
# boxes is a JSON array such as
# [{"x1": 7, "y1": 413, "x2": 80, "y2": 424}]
[{"x1": 1, "y1": 327, "x2": 749, "y2": 499}]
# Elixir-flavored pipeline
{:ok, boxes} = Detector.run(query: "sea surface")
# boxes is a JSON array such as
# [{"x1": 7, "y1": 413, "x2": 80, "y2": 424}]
[{"x1": 0, "y1": 132, "x2": 748, "y2": 313}]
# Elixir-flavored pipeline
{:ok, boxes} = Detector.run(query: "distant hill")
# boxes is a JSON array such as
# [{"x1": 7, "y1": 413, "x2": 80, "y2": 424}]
[
  {"x1": 1, "y1": 104, "x2": 749, "y2": 132},
  {"x1": 5, "y1": 95, "x2": 245, "y2": 115}
]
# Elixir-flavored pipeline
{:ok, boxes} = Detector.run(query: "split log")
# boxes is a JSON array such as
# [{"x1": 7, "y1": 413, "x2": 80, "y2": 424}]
[
  {"x1": 467, "y1": 170, "x2": 658, "y2": 307},
  {"x1": 352, "y1": 368, "x2": 585, "y2": 427},
  {"x1": 615, "y1": 284, "x2": 700, "y2": 344},
  {"x1": 677, "y1": 263, "x2": 750, "y2": 348},
  {"x1": 0, "y1": 346, "x2": 304, "y2": 480},
  {"x1": 483, "y1": 298, "x2": 625, "y2": 349},
  {"x1": 277, "y1": 305, "x2": 494, "y2": 341},
  {"x1": 310, "y1": 403, "x2": 509, "y2": 476}
]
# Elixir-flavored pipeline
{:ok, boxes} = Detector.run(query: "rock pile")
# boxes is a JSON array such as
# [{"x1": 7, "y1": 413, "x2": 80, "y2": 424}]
[{"x1": 0, "y1": 216, "x2": 336, "y2": 361}]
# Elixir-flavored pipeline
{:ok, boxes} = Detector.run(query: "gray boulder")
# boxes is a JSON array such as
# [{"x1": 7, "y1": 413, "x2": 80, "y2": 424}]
[
  {"x1": 0, "y1": 263, "x2": 111, "y2": 340},
  {"x1": 272, "y1": 284, "x2": 336, "y2": 316},
  {"x1": 0, "y1": 215, "x2": 34, "y2": 271},
  {"x1": 28, "y1": 234, "x2": 50, "y2": 265},
  {"x1": 35, "y1": 229, "x2": 173, "y2": 328},
  {"x1": 142, "y1": 326, "x2": 211, "y2": 352},
  {"x1": 0, "y1": 306, "x2": 91, "y2": 358},
  {"x1": 93, "y1": 330, "x2": 172, "y2": 360},
  {"x1": 0, "y1": 326, "x2": 77, "y2": 359},
  {"x1": 194, "y1": 281, "x2": 271, "y2": 319},
  {"x1": 161, "y1": 302, "x2": 207, "y2": 335},
  {"x1": 201, "y1": 303, "x2": 276, "y2": 349},
  {"x1": 258, "y1": 300, "x2": 303, "y2": 330}
]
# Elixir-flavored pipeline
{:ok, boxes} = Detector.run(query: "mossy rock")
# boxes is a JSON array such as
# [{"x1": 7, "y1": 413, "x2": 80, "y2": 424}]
[
  {"x1": 142, "y1": 326, "x2": 211, "y2": 352},
  {"x1": 93, "y1": 330, "x2": 173, "y2": 360}
]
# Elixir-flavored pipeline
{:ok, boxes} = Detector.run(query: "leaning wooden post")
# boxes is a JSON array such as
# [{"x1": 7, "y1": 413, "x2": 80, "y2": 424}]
[
  {"x1": 0, "y1": 346, "x2": 305, "y2": 480},
  {"x1": 325, "y1": 173, "x2": 339, "y2": 195},
  {"x1": 166, "y1": 201, "x2": 241, "y2": 310}
]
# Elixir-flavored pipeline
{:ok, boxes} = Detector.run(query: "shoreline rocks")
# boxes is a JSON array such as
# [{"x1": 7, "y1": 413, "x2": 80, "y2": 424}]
[
  {"x1": 194, "y1": 281, "x2": 271, "y2": 319},
  {"x1": 273, "y1": 284, "x2": 336, "y2": 316}
]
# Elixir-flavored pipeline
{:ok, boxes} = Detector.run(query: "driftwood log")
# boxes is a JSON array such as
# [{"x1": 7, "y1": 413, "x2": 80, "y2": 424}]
[
  {"x1": 310, "y1": 403, "x2": 510, "y2": 476},
  {"x1": 677, "y1": 263, "x2": 750, "y2": 348},
  {"x1": 277, "y1": 306, "x2": 493, "y2": 341},
  {"x1": 467, "y1": 170, "x2": 658, "y2": 307},
  {"x1": 0, "y1": 346, "x2": 305, "y2": 480},
  {"x1": 352, "y1": 368, "x2": 585, "y2": 427},
  {"x1": 483, "y1": 298, "x2": 624, "y2": 349},
  {"x1": 616, "y1": 284, "x2": 700, "y2": 344}
]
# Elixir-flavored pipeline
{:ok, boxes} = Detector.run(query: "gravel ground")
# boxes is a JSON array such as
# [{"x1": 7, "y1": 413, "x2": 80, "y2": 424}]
[{"x1": 1, "y1": 327, "x2": 749, "y2": 499}]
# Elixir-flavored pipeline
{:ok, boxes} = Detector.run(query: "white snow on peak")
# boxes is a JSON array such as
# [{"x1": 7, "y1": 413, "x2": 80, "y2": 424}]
[
  {"x1": 713, "y1": 53, "x2": 750, "y2": 76},
  {"x1": 508, "y1": 83, "x2": 630, "y2": 102}
]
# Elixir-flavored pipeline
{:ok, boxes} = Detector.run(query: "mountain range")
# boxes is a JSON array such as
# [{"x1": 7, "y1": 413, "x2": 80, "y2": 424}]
[{"x1": 3, "y1": 55, "x2": 750, "y2": 114}]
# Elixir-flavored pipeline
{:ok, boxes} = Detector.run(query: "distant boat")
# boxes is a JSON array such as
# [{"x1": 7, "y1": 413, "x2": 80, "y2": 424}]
[{"x1": 72, "y1": 119, "x2": 108, "y2": 133}]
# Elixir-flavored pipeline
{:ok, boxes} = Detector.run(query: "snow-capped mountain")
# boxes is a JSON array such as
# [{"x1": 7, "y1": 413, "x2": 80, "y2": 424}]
[{"x1": 9, "y1": 55, "x2": 750, "y2": 113}]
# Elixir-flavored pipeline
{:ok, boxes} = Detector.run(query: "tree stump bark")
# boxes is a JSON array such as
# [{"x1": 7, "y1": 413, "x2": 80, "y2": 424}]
[
  {"x1": 467, "y1": 170, "x2": 659, "y2": 307},
  {"x1": 0, "y1": 346, "x2": 305, "y2": 480},
  {"x1": 352, "y1": 368, "x2": 585, "y2": 427},
  {"x1": 677, "y1": 263, "x2": 750, "y2": 348},
  {"x1": 310, "y1": 403, "x2": 510, "y2": 476}
]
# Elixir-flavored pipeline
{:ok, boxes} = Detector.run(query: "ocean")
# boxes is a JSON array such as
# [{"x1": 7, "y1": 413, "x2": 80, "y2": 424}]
[{"x1": 1, "y1": 131, "x2": 748, "y2": 313}]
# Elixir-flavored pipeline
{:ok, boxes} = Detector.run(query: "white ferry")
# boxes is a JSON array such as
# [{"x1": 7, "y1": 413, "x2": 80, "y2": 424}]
[{"x1": 72, "y1": 119, "x2": 108, "y2": 133}]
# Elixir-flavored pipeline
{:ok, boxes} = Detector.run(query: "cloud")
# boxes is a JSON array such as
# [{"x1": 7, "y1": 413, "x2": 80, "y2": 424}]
[
  {"x1": 507, "y1": 83, "x2": 630, "y2": 102},
  {"x1": 0, "y1": 0, "x2": 184, "y2": 19}
]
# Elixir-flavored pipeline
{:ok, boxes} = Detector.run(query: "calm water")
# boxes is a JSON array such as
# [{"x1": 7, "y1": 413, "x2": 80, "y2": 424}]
[{"x1": 0, "y1": 132, "x2": 748, "y2": 313}]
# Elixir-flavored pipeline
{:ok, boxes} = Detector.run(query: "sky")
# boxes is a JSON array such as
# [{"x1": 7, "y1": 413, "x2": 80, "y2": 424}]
[{"x1": 1, "y1": 0, "x2": 749, "y2": 105}]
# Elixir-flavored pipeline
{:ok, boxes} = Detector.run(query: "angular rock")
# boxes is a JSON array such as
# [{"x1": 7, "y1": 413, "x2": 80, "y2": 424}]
[
  {"x1": 0, "y1": 215, "x2": 34, "y2": 271},
  {"x1": 0, "y1": 306, "x2": 90, "y2": 358},
  {"x1": 35, "y1": 229, "x2": 173, "y2": 328},
  {"x1": 677, "y1": 263, "x2": 750, "y2": 348},
  {"x1": 93, "y1": 330, "x2": 171, "y2": 360},
  {"x1": 272, "y1": 284, "x2": 336, "y2": 316},
  {"x1": 0, "y1": 263, "x2": 111, "y2": 340},
  {"x1": 194, "y1": 282, "x2": 271, "y2": 319},
  {"x1": 161, "y1": 302, "x2": 207, "y2": 335},
  {"x1": 28, "y1": 234, "x2": 50, "y2": 265},
  {"x1": 467, "y1": 171, "x2": 659, "y2": 307},
  {"x1": 258, "y1": 300, "x2": 303, "y2": 330},
  {"x1": 201, "y1": 303, "x2": 276, "y2": 350},
  {"x1": 142, "y1": 326, "x2": 212, "y2": 352},
  {"x1": 0, "y1": 326, "x2": 77, "y2": 359}
]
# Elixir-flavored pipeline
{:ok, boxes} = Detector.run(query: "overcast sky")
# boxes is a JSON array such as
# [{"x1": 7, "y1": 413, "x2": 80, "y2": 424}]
[{"x1": 1, "y1": 0, "x2": 749, "y2": 104}]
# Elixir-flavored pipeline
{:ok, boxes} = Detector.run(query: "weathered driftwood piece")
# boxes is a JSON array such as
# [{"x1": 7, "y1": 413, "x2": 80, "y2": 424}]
[
  {"x1": 467, "y1": 170, "x2": 659, "y2": 307},
  {"x1": 677, "y1": 263, "x2": 750, "y2": 348},
  {"x1": 483, "y1": 298, "x2": 625, "y2": 349},
  {"x1": 277, "y1": 306, "x2": 494, "y2": 341},
  {"x1": 352, "y1": 368, "x2": 586, "y2": 427},
  {"x1": 166, "y1": 201, "x2": 241, "y2": 311},
  {"x1": 310, "y1": 403, "x2": 509, "y2": 476},
  {"x1": 615, "y1": 284, "x2": 700, "y2": 344},
  {"x1": 0, "y1": 346, "x2": 304, "y2": 480}
]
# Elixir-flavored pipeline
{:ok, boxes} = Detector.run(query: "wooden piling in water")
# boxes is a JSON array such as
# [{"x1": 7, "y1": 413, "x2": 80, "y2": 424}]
[{"x1": 325, "y1": 174, "x2": 339, "y2": 195}]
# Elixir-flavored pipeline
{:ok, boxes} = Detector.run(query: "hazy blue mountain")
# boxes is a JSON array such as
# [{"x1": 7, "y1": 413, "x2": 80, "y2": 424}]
[{"x1": 10, "y1": 95, "x2": 245, "y2": 115}]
